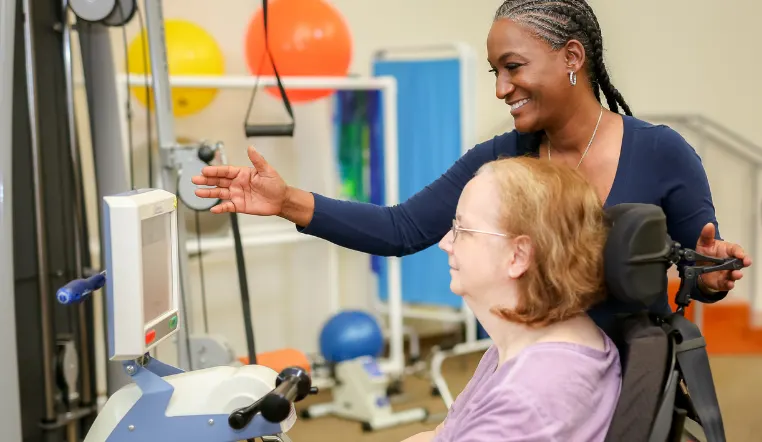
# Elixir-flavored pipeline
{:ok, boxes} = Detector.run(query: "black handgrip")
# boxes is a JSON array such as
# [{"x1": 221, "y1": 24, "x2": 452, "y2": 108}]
[
  {"x1": 245, "y1": 123, "x2": 295, "y2": 138},
  {"x1": 260, "y1": 367, "x2": 315, "y2": 423},
  {"x1": 197, "y1": 144, "x2": 216, "y2": 163},
  {"x1": 227, "y1": 366, "x2": 317, "y2": 429}
]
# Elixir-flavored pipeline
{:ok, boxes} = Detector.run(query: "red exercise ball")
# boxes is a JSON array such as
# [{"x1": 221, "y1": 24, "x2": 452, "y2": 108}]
[{"x1": 244, "y1": 0, "x2": 353, "y2": 103}]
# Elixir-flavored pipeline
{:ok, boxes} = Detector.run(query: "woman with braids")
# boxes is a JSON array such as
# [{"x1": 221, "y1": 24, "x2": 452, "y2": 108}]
[{"x1": 193, "y1": 1, "x2": 750, "y2": 332}]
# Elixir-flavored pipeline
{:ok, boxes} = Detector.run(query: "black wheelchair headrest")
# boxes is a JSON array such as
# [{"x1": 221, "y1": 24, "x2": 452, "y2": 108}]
[{"x1": 604, "y1": 204, "x2": 673, "y2": 308}]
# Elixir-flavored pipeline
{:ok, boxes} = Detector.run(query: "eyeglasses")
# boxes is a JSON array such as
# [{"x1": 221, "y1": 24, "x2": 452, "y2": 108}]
[{"x1": 451, "y1": 219, "x2": 508, "y2": 241}]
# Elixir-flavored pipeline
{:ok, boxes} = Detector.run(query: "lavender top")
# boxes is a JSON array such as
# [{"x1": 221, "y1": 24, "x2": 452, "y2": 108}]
[{"x1": 433, "y1": 334, "x2": 622, "y2": 441}]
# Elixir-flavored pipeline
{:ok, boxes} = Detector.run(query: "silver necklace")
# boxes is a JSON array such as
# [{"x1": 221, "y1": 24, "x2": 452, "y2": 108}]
[{"x1": 547, "y1": 105, "x2": 604, "y2": 170}]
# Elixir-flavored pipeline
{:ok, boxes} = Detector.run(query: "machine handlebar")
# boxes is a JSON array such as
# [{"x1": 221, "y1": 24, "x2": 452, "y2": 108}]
[
  {"x1": 56, "y1": 271, "x2": 106, "y2": 305},
  {"x1": 228, "y1": 366, "x2": 317, "y2": 430}
]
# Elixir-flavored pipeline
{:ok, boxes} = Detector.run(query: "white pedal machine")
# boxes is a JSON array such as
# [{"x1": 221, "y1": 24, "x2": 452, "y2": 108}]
[
  {"x1": 57, "y1": 189, "x2": 317, "y2": 442},
  {"x1": 304, "y1": 356, "x2": 428, "y2": 432}
]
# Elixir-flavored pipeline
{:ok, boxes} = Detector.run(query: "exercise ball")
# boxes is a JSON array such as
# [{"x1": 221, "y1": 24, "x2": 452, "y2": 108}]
[
  {"x1": 127, "y1": 19, "x2": 225, "y2": 117},
  {"x1": 244, "y1": 0, "x2": 352, "y2": 103},
  {"x1": 319, "y1": 310, "x2": 384, "y2": 363}
]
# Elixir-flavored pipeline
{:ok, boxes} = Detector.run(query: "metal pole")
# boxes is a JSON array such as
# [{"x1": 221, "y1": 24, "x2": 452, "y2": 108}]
[
  {"x1": 0, "y1": 0, "x2": 23, "y2": 438},
  {"x1": 77, "y1": 22, "x2": 134, "y2": 393},
  {"x1": 22, "y1": 0, "x2": 58, "y2": 422},
  {"x1": 62, "y1": 0, "x2": 93, "y2": 409},
  {"x1": 143, "y1": 0, "x2": 193, "y2": 370}
]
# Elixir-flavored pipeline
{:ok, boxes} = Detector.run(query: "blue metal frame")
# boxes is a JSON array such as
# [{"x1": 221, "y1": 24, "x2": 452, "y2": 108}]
[{"x1": 105, "y1": 357, "x2": 285, "y2": 441}]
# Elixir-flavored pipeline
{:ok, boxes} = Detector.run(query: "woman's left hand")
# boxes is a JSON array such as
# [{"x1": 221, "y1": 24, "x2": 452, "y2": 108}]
[{"x1": 694, "y1": 223, "x2": 752, "y2": 292}]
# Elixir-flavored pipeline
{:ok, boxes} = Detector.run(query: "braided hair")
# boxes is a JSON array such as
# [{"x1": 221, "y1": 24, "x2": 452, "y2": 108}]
[{"x1": 494, "y1": 0, "x2": 632, "y2": 116}]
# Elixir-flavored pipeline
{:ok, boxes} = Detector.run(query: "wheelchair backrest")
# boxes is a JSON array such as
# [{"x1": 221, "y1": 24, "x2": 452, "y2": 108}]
[
  {"x1": 603, "y1": 203, "x2": 673, "y2": 308},
  {"x1": 601, "y1": 203, "x2": 724, "y2": 442},
  {"x1": 602, "y1": 204, "x2": 676, "y2": 441}
]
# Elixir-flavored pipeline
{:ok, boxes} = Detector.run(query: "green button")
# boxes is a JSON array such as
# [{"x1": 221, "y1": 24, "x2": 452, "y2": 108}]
[{"x1": 169, "y1": 315, "x2": 178, "y2": 330}]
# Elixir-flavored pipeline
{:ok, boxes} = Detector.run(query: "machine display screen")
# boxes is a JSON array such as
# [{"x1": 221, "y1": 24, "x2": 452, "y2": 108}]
[{"x1": 141, "y1": 212, "x2": 173, "y2": 324}]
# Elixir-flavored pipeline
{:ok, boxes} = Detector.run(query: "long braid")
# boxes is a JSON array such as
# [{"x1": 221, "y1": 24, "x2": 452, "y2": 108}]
[{"x1": 494, "y1": 0, "x2": 633, "y2": 116}]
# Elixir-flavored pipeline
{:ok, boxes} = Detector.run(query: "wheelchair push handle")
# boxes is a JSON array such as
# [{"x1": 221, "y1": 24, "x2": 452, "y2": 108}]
[{"x1": 672, "y1": 250, "x2": 744, "y2": 313}]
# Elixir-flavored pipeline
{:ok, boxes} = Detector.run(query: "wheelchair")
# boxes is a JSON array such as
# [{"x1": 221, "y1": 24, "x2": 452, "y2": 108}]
[
  {"x1": 601, "y1": 203, "x2": 743, "y2": 442},
  {"x1": 430, "y1": 203, "x2": 742, "y2": 442}
]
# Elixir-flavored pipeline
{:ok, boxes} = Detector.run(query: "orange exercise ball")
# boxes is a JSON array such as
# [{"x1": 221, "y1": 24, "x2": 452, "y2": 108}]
[{"x1": 244, "y1": 0, "x2": 352, "y2": 103}]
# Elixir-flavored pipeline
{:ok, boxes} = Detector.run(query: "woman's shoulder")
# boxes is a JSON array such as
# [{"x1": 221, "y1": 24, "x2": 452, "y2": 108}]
[
  {"x1": 469, "y1": 129, "x2": 541, "y2": 159},
  {"x1": 623, "y1": 115, "x2": 700, "y2": 162},
  {"x1": 499, "y1": 336, "x2": 621, "y2": 400}
]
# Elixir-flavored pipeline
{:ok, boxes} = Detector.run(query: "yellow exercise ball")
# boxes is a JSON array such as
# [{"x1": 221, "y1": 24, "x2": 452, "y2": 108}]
[{"x1": 127, "y1": 19, "x2": 225, "y2": 118}]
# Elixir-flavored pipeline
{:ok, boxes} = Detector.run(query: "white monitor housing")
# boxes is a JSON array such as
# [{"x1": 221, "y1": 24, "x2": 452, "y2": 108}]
[{"x1": 103, "y1": 188, "x2": 180, "y2": 361}]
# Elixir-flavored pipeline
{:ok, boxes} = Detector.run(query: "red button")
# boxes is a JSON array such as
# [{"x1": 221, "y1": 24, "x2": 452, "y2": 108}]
[{"x1": 145, "y1": 329, "x2": 156, "y2": 345}]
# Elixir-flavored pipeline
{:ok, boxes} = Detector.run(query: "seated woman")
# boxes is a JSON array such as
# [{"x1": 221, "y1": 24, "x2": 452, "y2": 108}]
[{"x1": 407, "y1": 157, "x2": 622, "y2": 442}]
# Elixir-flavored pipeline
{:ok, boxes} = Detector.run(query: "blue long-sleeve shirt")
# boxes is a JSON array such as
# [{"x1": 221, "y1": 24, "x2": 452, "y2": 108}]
[{"x1": 297, "y1": 115, "x2": 726, "y2": 330}]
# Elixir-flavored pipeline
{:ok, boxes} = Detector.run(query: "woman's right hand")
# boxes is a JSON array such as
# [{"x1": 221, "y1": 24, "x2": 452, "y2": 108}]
[{"x1": 191, "y1": 146, "x2": 288, "y2": 216}]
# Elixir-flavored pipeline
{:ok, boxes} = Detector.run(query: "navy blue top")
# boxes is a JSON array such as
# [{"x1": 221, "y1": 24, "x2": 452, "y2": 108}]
[{"x1": 298, "y1": 115, "x2": 725, "y2": 331}]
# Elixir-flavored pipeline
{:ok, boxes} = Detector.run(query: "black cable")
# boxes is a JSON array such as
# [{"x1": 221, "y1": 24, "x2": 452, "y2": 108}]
[
  {"x1": 231, "y1": 212, "x2": 256, "y2": 365},
  {"x1": 195, "y1": 211, "x2": 210, "y2": 334},
  {"x1": 117, "y1": 7, "x2": 135, "y2": 190},
  {"x1": 177, "y1": 246, "x2": 194, "y2": 371},
  {"x1": 135, "y1": 6, "x2": 153, "y2": 187},
  {"x1": 226, "y1": 0, "x2": 298, "y2": 368},
  {"x1": 243, "y1": 0, "x2": 295, "y2": 137},
  {"x1": 243, "y1": 53, "x2": 264, "y2": 127}
]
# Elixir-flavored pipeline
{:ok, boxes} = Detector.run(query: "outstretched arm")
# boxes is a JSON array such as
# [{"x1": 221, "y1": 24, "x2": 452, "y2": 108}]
[
  {"x1": 193, "y1": 134, "x2": 510, "y2": 256},
  {"x1": 292, "y1": 135, "x2": 505, "y2": 257}
]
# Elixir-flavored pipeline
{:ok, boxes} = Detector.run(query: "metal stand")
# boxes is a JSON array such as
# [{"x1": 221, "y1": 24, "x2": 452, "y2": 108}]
[
  {"x1": 0, "y1": 0, "x2": 23, "y2": 439},
  {"x1": 78, "y1": 18, "x2": 137, "y2": 395},
  {"x1": 139, "y1": 3, "x2": 206, "y2": 374},
  {"x1": 22, "y1": 0, "x2": 59, "y2": 427},
  {"x1": 77, "y1": 0, "x2": 195, "y2": 387}
]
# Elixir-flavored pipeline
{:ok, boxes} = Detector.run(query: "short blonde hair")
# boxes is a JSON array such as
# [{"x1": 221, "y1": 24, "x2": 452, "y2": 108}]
[{"x1": 478, "y1": 156, "x2": 609, "y2": 327}]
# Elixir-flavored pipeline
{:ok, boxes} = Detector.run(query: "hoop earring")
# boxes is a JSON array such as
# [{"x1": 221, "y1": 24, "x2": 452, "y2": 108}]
[{"x1": 569, "y1": 71, "x2": 577, "y2": 86}]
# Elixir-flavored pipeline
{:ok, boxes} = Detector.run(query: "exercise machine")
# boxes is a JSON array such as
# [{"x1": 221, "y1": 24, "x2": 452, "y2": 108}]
[
  {"x1": 57, "y1": 188, "x2": 316, "y2": 441},
  {"x1": 302, "y1": 355, "x2": 428, "y2": 432},
  {"x1": 70, "y1": 0, "x2": 264, "y2": 398}
]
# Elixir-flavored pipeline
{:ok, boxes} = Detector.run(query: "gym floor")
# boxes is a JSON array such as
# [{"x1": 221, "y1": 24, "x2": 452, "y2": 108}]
[{"x1": 288, "y1": 345, "x2": 762, "y2": 442}]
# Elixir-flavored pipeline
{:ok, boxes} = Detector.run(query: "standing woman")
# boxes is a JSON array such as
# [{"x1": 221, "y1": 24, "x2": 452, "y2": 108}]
[{"x1": 193, "y1": 0, "x2": 750, "y2": 332}]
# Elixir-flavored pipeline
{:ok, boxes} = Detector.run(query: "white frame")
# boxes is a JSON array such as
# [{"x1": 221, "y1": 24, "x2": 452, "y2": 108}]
[
  {"x1": 369, "y1": 43, "x2": 482, "y2": 343},
  {"x1": 104, "y1": 188, "x2": 180, "y2": 361},
  {"x1": 114, "y1": 73, "x2": 407, "y2": 377}
]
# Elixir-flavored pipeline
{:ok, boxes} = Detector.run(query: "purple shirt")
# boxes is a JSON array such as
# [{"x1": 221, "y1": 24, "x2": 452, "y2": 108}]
[{"x1": 433, "y1": 334, "x2": 622, "y2": 442}]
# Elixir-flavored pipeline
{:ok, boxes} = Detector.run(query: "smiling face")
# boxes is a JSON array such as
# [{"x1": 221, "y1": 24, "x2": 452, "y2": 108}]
[
  {"x1": 487, "y1": 18, "x2": 583, "y2": 133},
  {"x1": 438, "y1": 172, "x2": 531, "y2": 304}
]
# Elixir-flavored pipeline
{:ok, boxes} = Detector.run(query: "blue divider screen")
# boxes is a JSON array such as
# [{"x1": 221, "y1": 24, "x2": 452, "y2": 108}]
[{"x1": 372, "y1": 58, "x2": 464, "y2": 308}]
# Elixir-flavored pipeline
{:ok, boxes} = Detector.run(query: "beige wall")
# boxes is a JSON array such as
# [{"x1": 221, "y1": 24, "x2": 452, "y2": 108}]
[{"x1": 74, "y1": 0, "x2": 762, "y2": 360}]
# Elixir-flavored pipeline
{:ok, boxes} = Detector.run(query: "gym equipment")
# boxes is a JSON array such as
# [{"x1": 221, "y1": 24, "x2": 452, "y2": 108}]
[
  {"x1": 301, "y1": 310, "x2": 427, "y2": 431},
  {"x1": 319, "y1": 310, "x2": 385, "y2": 363},
  {"x1": 1, "y1": 1, "x2": 20, "y2": 439},
  {"x1": 76, "y1": 0, "x2": 259, "y2": 393},
  {"x1": 244, "y1": 0, "x2": 353, "y2": 103},
  {"x1": 302, "y1": 355, "x2": 427, "y2": 432},
  {"x1": 78, "y1": 0, "x2": 415, "y2": 429},
  {"x1": 240, "y1": 348, "x2": 313, "y2": 374},
  {"x1": 430, "y1": 203, "x2": 742, "y2": 441},
  {"x1": 8, "y1": 2, "x2": 101, "y2": 441},
  {"x1": 58, "y1": 188, "x2": 317, "y2": 441},
  {"x1": 128, "y1": 19, "x2": 225, "y2": 117},
  {"x1": 69, "y1": 0, "x2": 136, "y2": 25}
]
